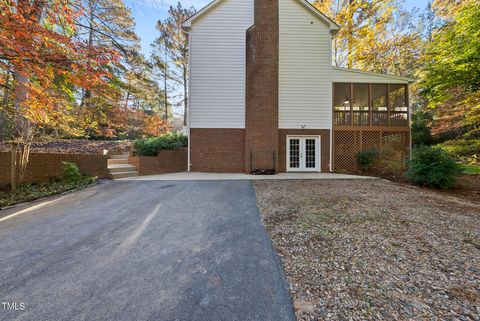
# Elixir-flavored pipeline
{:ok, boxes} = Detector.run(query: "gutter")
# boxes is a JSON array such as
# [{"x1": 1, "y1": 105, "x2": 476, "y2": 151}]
[
  {"x1": 186, "y1": 30, "x2": 192, "y2": 172},
  {"x1": 329, "y1": 36, "x2": 333, "y2": 172}
]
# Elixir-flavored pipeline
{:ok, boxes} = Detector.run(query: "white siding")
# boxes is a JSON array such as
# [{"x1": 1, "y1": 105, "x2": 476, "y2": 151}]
[
  {"x1": 279, "y1": 0, "x2": 332, "y2": 129},
  {"x1": 333, "y1": 67, "x2": 410, "y2": 84},
  {"x1": 189, "y1": 0, "x2": 253, "y2": 128}
]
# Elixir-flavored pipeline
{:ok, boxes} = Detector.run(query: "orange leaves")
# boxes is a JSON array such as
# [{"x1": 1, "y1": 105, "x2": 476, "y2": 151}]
[{"x1": 0, "y1": 0, "x2": 120, "y2": 136}]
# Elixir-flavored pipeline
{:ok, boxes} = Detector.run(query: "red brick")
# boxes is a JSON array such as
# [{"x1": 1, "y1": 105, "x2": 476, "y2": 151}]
[{"x1": 0, "y1": 152, "x2": 108, "y2": 186}]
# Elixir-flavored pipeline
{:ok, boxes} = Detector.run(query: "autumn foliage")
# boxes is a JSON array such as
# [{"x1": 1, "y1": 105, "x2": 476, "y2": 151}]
[{"x1": 0, "y1": 0, "x2": 169, "y2": 139}]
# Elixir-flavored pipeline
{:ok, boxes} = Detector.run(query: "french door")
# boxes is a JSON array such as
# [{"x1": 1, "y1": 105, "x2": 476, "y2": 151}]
[{"x1": 287, "y1": 136, "x2": 321, "y2": 172}]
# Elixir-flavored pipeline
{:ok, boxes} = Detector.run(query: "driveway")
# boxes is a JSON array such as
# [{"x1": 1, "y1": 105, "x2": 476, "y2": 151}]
[{"x1": 0, "y1": 180, "x2": 295, "y2": 321}]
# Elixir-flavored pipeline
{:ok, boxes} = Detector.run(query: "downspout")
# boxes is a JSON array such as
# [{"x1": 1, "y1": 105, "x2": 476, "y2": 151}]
[
  {"x1": 329, "y1": 34, "x2": 334, "y2": 172},
  {"x1": 185, "y1": 29, "x2": 192, "y2": 172}
]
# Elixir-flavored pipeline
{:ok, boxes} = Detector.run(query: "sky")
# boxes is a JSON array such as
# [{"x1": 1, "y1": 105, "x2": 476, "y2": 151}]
[{"x1": 126, "y1": 0, "x2": 430, "y2": 57}]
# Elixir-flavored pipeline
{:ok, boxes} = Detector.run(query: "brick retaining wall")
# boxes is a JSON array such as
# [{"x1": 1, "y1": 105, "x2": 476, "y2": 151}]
[
  {"x1": 129, "y1": 148, "x2": 187, "y2": 176},
  {"x1": 0, "y1": 152, "x2": 108, "y2": 186}
]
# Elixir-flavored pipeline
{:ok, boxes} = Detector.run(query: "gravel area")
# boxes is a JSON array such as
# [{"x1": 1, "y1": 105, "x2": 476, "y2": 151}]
[
  {"x1": 254, "y1": 179, "x2": 480, "y2": 321},
  {"x1": 0, "y1": 139, "x2": 131, "y2": 154}
]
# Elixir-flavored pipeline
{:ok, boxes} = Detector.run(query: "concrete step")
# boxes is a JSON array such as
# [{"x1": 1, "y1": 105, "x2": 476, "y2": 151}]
[
  {"x1": 108, "y1": 158, "x2": 129, "y2": 165},
  {"x1": 110, "y1": 171, "x2": 139, "y2": 179},
  {"x1": 108, "y1": 164, "x2": 137, "y2": 173},
  {"x1": 109, "y1": 154, "x2": 129, "y2": 160}
]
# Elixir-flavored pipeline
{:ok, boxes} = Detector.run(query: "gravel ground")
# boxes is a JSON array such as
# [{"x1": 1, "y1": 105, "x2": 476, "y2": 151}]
[
  {"x1": 0, "y1": 140, "x2": 131, "y2": 154},
  {"x1": 253, "y1": 179, "x2": 480, "y2": 321}
]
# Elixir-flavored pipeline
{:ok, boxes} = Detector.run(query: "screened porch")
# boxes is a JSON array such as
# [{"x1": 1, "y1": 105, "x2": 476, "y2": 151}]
[{"x1": 333, "y1": 83, "x2": 409, "y2": 127}]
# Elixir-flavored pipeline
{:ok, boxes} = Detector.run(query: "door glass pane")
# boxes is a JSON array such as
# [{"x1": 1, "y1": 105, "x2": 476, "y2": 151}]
[
  {"x1": 305, "y1": 139, "x2": 316, "y2": 169},
  {"x1": 289, "y1": 139, "x2": 300, "y2": 168}
]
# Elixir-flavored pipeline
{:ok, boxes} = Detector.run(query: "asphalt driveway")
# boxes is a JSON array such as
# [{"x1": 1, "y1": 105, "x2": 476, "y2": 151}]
[{"x1": 0, "y1": 180, "x2": 295, "y2": 321}]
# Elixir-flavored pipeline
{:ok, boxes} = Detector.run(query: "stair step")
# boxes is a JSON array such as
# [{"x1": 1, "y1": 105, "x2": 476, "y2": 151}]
[
  {"x1": 110, "y1": 171, "x2": 139, "y2": 179},
  {"x1": 108, "y1": 158, "x2": 129, "y2": 165},
  {"x1": 109, "y1": 154, "x2": 129, "y2": 160},
  {"x1": 108, "y1": 164, "x2": 137, "y2": 173}
]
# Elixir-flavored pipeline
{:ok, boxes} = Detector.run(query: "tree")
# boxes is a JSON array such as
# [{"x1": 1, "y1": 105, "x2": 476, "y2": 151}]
[
  {"x1": 0, "y1": 0, "x2": 118, "y2": 189},
  {"x1": 152, "y1": 2, "x2": 195, "y2": 126},
  {"x1": 313, "y1": 0, "x2": 420, "y2": 77},
  {"x1": 419, "y1": 0, "x2": 480, "y2": 140}
]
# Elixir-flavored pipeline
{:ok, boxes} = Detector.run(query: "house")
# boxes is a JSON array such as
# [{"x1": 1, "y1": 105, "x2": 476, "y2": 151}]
[{"x1": 183, "y1": 0, "x2": 414, "y2": 173}]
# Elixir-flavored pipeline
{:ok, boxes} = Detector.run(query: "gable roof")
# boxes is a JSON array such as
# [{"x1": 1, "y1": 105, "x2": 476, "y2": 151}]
[{"x1": 183, "y1": 0, "x2": 340, "y2": 32}]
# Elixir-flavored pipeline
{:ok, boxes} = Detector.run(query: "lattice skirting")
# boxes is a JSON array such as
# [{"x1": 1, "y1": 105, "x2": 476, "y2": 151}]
[{"x1": 333, "y1": 129, "x2": 410, "y2": 173}]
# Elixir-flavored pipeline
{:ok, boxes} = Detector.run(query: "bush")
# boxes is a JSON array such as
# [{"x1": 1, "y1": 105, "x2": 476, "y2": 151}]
[
  {"x1": 406, "y1": 146, "x2": 462, "y2": 189},
  {"x1": 356, "y1": 148, "x2": 379, "y2": 171},
  {"x1": 133, "y1": 132, "x2": 188, "y2": 156},
  {"x1": 63, "y1": 162, "x2": 82, "y2": 182},
  {"x1": 411, "y1": 110, "x2": 433, "y2": 147},
  {"x1": 436, "y1": 139, "x2": 480, "y2": 164}
]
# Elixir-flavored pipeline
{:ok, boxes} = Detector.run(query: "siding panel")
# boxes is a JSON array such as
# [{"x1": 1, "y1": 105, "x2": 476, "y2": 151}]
[
  {"x1": 279, "y1": 0, "x2": 332, "y2": 129},
  {"x1": 189, "y1": 0, "x2": 254, "y2": 128}
]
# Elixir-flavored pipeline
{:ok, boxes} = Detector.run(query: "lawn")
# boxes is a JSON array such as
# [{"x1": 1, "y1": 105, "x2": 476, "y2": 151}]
[
  {"x1": 254, "y1": 179, "x2": 480, "y2": 321},
  {"x1": 461, "y1": 163, "x2": 480, "y2": 175}
]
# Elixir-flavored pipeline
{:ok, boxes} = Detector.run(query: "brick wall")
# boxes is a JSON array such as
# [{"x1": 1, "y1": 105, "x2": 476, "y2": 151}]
[
  {"x1": 0, "y1": 152, "x2": 108, "y2": 186},
  {"x1": 245, "y1": 0, "x2": 279, "y2": 172},
  {"x1": 278, "y1": 129, "x2": 331, "y2": 173},
  {"x1": 129, "y1": 148, "x2": 187, "y2": 175},
  {"x1": 190, "y1": 128, "x2": 245, "y2": 173}
]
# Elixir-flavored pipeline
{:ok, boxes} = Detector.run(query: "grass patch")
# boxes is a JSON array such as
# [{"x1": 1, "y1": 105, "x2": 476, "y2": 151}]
[
  {"x1": 0, "y1": 177, "x2": 96, "y2": 208},
  {"x1": 460, "y1": 163, "x2": 480, "y2": 175}
]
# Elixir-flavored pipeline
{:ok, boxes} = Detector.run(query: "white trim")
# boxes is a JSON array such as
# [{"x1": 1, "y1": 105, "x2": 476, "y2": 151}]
[
  {"x1": 332, "y1": 66, "x2": 415, "y2": 83},
  {"x1": 183, "y1": 0, "x2": 223, "y2": 29},
  {"x1": 286, "y1": 135, "x2": 321, "y2": 172},
  {"x1": 183, "y1": 0, "x2": 339, "y2": 32},
  {"x1": 329, "y1": 35, "x2": 333, "y2": 172},
  {"x1": 187, "y1": 31, "x2": 192, "y2": 172}
]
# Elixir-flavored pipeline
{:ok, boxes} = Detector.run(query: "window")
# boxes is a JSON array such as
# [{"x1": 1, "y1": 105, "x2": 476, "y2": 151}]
[
  {"x1": 388, "y1": 84, "x2": 408, "y2": 126},
  {"x1": 333, "y1": 82, "x2": 409, "y2": 127},
  {"x1": 371, "y1": 84, "x2": 388, "y2": 125},
  {"x1": 352, "y1": 83, "x2": 369, "y2": 125},
  {"x1": 333, "y1": 83, "x2": 351, "y2": 125}
]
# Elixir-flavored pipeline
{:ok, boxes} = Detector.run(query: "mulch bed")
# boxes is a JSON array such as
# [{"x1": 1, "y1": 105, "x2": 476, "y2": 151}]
[
  {"x1": 0, "y1": 140, "x2": 132, "y2": 155},
  {"x1": 254, "y1": 179, "x2": 480, "y2": 321}
]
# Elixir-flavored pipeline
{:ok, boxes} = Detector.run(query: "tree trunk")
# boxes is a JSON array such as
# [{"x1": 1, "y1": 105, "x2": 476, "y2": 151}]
[
  {"x1": 164, "y1": 46, "x2": 169, "y2": 120},
  {"x1": 10, "y1": 144, "x2": 17, "y2": 191},
  {"x1": 347, "y1": 0, "x2": 354, "y2": 69},
  {"x1": 0, "y1": 71, "x2": 11, "y2": 139},
  {"x1": 81, "y1": 0, "x2": 95, "y2": 108}
]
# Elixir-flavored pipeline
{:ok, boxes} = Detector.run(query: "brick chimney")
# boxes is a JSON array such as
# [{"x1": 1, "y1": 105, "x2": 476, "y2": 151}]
[{"x1": 244, "y1": 0, "x2": 279, "y2": 173}]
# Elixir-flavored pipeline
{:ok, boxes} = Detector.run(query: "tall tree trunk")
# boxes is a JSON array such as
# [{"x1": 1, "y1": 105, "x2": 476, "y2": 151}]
[
  {"x1": 81, "y1": 0, "x2": 94, "y2": 108},
  {"x1": 0, "y1": 71, "x2": 11, "y2": 139},
  {"x1": 10, "y1": 144, "x2": 17, "y2": 191},
  {"x1": 347, "y1": 0, "x2": 354, "y2": 68},
  {"x1": 9, "y1": 0, "x2": 46, "y2": 190},
  {"x1": 125, "y1": 91, "x2": 130, "y2": 111},
  {"x1": 164, "y1": 46, "x2": 169, "y2": 120}
]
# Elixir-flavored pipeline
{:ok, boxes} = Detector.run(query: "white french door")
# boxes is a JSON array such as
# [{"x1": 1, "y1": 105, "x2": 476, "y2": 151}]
[{"x1": 287, "y1": 136, "x2": 321, "y2": 172}]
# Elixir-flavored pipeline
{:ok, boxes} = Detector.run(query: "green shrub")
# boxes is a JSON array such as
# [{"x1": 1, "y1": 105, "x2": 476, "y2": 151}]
[
  {"x1": 411, "y1": 110, "x2": 433, "y2": 147},
  {"x1": 406, "y1": 146, "x2": 462, "y2": 189},
  {"x1": 63, "y1": 162, "x2": 82, "y2": 182},
  {"x1": 356, "y1": 148, "x2": 379, "y2": 171},
  {"x1": 133, "y1": 132, "x2": 188, "y2": 156},
  {"x1": 437, "y1": 139, "x2": 480, "y2": 164}
]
